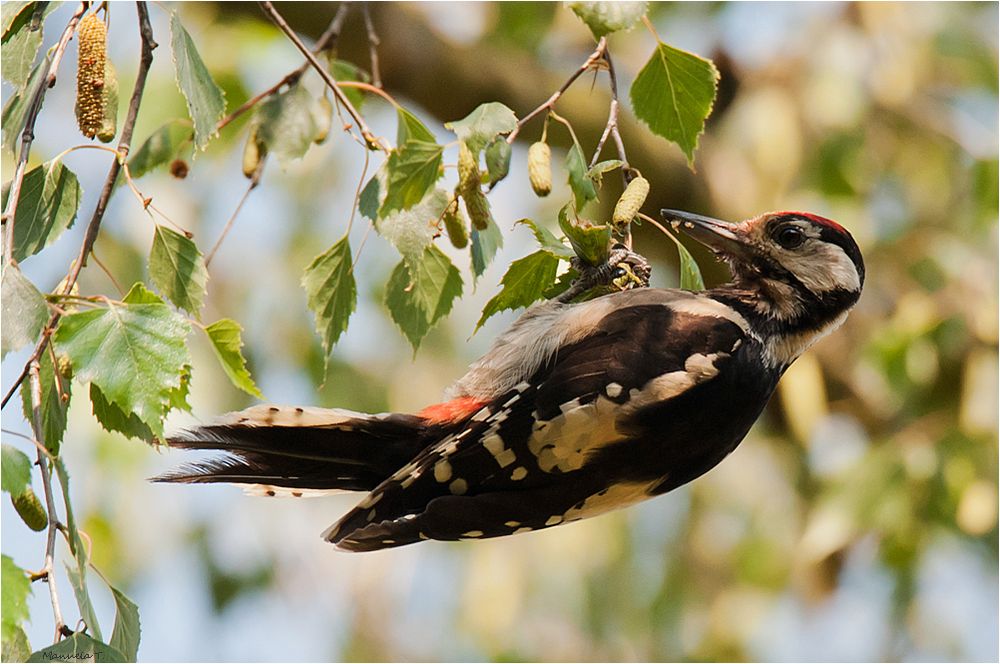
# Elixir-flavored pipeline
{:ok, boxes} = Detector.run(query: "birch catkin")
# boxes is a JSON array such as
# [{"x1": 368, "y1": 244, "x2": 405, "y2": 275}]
[
  {"x1": 528, "y1": 142, "x2": 552, "y2": 196},
  {"x1": 75, "y1": 14, "x2": 107, "y2": 139}
]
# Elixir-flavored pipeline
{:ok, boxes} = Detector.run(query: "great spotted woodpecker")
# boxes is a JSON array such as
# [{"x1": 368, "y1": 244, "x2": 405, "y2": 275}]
[{"x1": 158, "y1": 209, "x2": 864, "y2": 552}]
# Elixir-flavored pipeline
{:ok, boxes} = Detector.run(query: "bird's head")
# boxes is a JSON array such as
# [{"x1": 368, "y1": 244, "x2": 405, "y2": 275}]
[{"x1": 662, "y1": 209, "x2": 864, "y2": 360}]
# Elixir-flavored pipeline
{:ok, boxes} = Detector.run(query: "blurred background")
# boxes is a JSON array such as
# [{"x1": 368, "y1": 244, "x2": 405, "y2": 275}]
[{"x1": 2, "y1": 2, "x2": 997, "y2": 661}]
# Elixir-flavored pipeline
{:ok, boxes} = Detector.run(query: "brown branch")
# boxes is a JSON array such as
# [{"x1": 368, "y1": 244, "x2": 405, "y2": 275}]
[
  {"x1": 215, "y1": 3, "x2": 350, "y2": 134},
  {"x1": 2, "y1": 2, "x2": 89, "y2": 265},
  {"x1": 28, "y1": 362, "x2": 67, "y2": 643},
  {"x1": 362, "y1": 3, "x2": 382, "y2": 88},
  {"x1": 258, "y1": 1, "x2": 388, "y2": 152},
  {"x1": 590, "y1": 44, "x2": 633, "y2": 248},
  {"x1": 507, "y1": 37, "x2": 608, "y2": 144},
  {"x1": 1, "y1": 2, "x2": 157, "y2": 411}
]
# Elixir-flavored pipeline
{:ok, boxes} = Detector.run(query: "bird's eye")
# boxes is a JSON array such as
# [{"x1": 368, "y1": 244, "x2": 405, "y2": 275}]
[{"x1": 775, "y1": 226, "x2": 805, "y2": 250}]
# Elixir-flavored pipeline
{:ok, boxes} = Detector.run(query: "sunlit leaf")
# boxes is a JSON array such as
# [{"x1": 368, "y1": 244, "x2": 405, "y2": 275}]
[
  {"x1": 377, "y1": 188, "x2": 450, "y2": 268},
  {"x1": 1, "y1": 624, "x2": 30, "y2": 662},
  {"x1": 64, "y1": 563, "x2": 102, "y2": 643},
  {"x1": 476, "y1": 250, "x2": 560, "y2": 329},
  {"x1": 1, "y1": 59, "x2": 44, "y2": 162},
  {"x1": 379, "y1": 139, "x2": 444, "y2": 216},
  {"x1": 128, "y1": 119, "x2": 192, "y2": 179},
  {"x1": 1, "y1": 264, "x2": 48, "y2": 357},
  {"x1": 205, "y1": 319, "x2": 263, "y2": 398},
  {"x1": 19, "y1": 349, "x2": 70, "y2": 453},
  {"x1": 558, "y1": 202, "x2": 611, "y2": 266},
  {"x1": 0, "y1": 1, "x2": 53, "y2": 91},
  {"x1": 53, "y1": 283, "x2": 191, "y2": 438},
  {"x1": 396, "y1": 106, "x2": 436, "y2": 144},
  {"x1": 358, "y1": 165, "x2": 386, "y2": 221},
  {"x1": 109, "y1": 586, "x2": 140, "y2": 662},
  {"x1": 27, "y1": 634, "x2": 125, "y2": 663},
  {"x1": 0, "y1": 445, "x2": 31, "y2": 496},
  {"x1": 149, "y1": 225, "x2": 208, "y2": 315},
  {"x1": 515, "y1": 218, "x2": 574, "y2": 259},
  {"x1": 1, "y1": 159, "x2": 82, "y2": 262},
  {"x1": 90, "y1": 383, "x2": 154, "y2": 441},
  {"x1": 630, "y1": 40, "x2": 719, "y2": 165},
  {"x1": 445, "y1": 102, "x2": 518, "y2": 154},
  {"x1": 1, "y1": 555, "x2": 31, "y2": 648},
  {"x1": 302, "y1": 236, "x2": 356, "y2": 356},
  {"x1": 170, "y1": 11, "x2": 226, "y2": 151},
  {"x1": 385, "y1": 245, "x2": 463, "y2": 350},
  {"x1": 329, "y1": 58, "x2": 370, "y2": 109},
  {"x1": 253, "y1": 82, "x2": 318, "y2": 166},
  {"x1": 568, "y1": 1, "x2": 647, "y2": 37}
]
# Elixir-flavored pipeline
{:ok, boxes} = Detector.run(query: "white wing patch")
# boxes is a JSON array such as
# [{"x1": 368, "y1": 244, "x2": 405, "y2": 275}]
[
  {"x1": 560, "y1": 480, "x2": 656, "y2": 522},
  {"x1": 215, "y1": 405, "x2": 391, "y2": 428}
]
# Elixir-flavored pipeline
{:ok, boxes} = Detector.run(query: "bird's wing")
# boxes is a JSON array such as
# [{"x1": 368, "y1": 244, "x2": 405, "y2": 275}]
[{"x1": 327, "y1": 292, "x2": 749, "y2": 551}]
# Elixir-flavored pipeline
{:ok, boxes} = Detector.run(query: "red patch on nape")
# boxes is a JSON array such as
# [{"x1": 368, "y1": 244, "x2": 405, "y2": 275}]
[
  {"x1": 417, "y1": 396, "x2": 487, "y2": 424},
  {"x1": 783, "y1": 211, "x2": 848, "y2": 234}
]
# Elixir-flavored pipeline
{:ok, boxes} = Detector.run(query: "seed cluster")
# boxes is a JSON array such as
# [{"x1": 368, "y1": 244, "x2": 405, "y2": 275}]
[{"x1": 75, "y1": 13, "x2": 108, "y2": 140}]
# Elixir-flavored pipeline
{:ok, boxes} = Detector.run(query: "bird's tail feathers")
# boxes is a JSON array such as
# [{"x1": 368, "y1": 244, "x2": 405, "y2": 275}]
[{"x1": 153, "y1": 405, "x2": 429, "y2": 494}]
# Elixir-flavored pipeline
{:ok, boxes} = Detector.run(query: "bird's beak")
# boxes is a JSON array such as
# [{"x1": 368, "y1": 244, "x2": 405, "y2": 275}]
[{"x1": 660, "y1": 209, "x2": 750, "y2": 259}]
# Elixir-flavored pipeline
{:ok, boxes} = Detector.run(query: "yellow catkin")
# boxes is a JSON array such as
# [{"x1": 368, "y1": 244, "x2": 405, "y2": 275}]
[
  {"x1": 314, "y1": 96, "x2": 333, "y2": 144},
  {"x1": 443, "y1": 199, "x2": 469, "y2": 248},
  {"x1": 96, "y1": 61, "x2": 118, "y2": 143},
  {"x1": 242, "y1": 126, "x2": 264, "y2": 178},
  {"x1": 464, "y1": 186, "x2": 492, "y2": 231},
  {"x1": 528, "y1": 141, "x2": 552, "y2": 196},
  {"x1": 75, "y1": 13, "x2": 107, "y2": 139},
  {"x1": 612, "y1": 176, "x2": 650, "y2": 229},
  {"x1": 11, "y1": 490, "x2": 47, "y2": 532},
  {"x1": 457, "y1": 142, "x2": 480, "y2": 193}
]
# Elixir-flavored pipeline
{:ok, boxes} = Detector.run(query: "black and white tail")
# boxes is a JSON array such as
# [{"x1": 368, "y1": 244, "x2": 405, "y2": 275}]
[{"x1": 154, "y1": 405, "x2": 430, "y2": 496}]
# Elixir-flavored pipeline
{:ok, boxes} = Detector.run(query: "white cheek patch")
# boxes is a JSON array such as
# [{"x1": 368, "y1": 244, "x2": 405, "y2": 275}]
[{"x1": 780, "y1": 242, "x2": 860, "y2": 295}]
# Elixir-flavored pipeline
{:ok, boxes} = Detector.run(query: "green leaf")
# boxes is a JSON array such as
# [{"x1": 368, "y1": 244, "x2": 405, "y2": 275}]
[
  {"x1": 358, "y1": 165, "x2": 386, "y2": 221},
  {"x1": 2, "y1": 625, "x2": 31, "y2": 662},
  {"x1": 630, "y1": 41, "x2": 719, "y2": 166},
  {"x1": 396, "y1": 106, "x2": 436, "y2": 144},
  {"x1": 566, "y1": 142, "x2": 598, "y2": 209},
  {"x1": 1, "y1": 159, "x2": 83, "y2": 263},
  {"x1": 676, "y1": 239, "x2": 705, "y2": 291},
  {"x1": 90, "y1": 383, "x2": 155, "y2": 441},
  {"x1": 515, "y1": 218, "x2": 574, "y2": 259},
  {"x1": 148, "y1": 225, "x2": 208, "y2": 315},
  {"x1": 170, "y1": 11, "x2": 226, "y2": 151},
  {"x1": 329, "y1": 58, "x2": 370, "y2": 109},
  {"x1": 53, "y1": 284, "x2": 191, "y2": 438},
  {"x1": 586, "y1": 159, "x2": 624, "y2": 188},
  {"x1": 379, "y1": 140, "x2": 444, "y2": 217},
  {"x1": 205, "y1": 319, "x2": 263, "y2": 398},
  {"x1": 1, "y1": 2, "x2": 32, "y2": 36},
  {"x1": 109, "y1": 586, "x2": 140, "y2": 662},
  {"x1": 1, "y1": 445, "x2": 32, "y2": 496},
  {"x1": 128, "y1": 119, "x2": 192, "y2": 179},
  {"x1": 1, "y1": 264, "x2": 48, "y2": 357},
  {"x1": 384, "y1": 245, "x2": 463, "y2": 350},
  {"x1": 558, "y1": 202, "x2": 611, "y2": 266},
  {"x1": 302, "y1": 236, "x2": 356, "y2": 355},
  {"x1": 485, "y1": 137, "x2": 512, "y2": 186},
  {"x1": 20, "y1": 349, "x2": 70, "y2": 454},
  {"x1": 568, "y1": 2, "x2": 647, "y2": 37},
  {"x1": 445, "y1": 102, "x2": 518, "y2": 154},
  {"x1": 64, "y1": 562, "x2": 103, "y2": 642},
  {"x1": 1, "y1": 59, "x2": 44, "y2": 163},
  {"x1": 1, "y1": 1, "x2": 48, "y2": 91},
  {"x1": 28, "y1": 634, "x2": 126, "y2": 663},
  {"x1": 470, "y1": 216, "x2": 504, "y2": 282},
  {"x1": 476, "y1": 250, "x2": 560, "y2": 329},
  {"x1": 1, "y1": 555, "x2": 31, "y2": 647},
  {"x1": 377, "y1": 188, "x2": 450, "y2": 268},
  {"x1": 253, "y1": 82, "x2": 318, "y2": 167}
]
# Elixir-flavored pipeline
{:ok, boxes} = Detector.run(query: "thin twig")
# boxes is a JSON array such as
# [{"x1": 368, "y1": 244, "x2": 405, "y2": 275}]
[
  {"x1": 1, "y1": 2, "x2": 157, "y2": 411},
  {"x1": 89, "y1": 250, "x2": 125, "y2": 297},
  {"x1": 507, "y1": 37, "x2": 608, "y2": 144},
  {"x1": 205, "y1": 164, "x2": 263, "y2": 268},
  {"x1": 2, "y1": 2, "x2": 89, "y2": 265},
  {"x1": 215, "y1": 4, "x2": 350, "y2": 135},
  {"x1": 28, "y1": 362, "x2": 66, "y2": 643},
  {"x1": 0, "y1": 428, "x2": 56, "y2": 463},
  {"x1": 362, "y1": 3, "x2": 382, "y2": 88},
  {"x1": 592, "y1": 44, "x2": 633, "y2": 248},
  {"x1": 259, "y1": 1, "x2": 388, "y2": 152}
]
